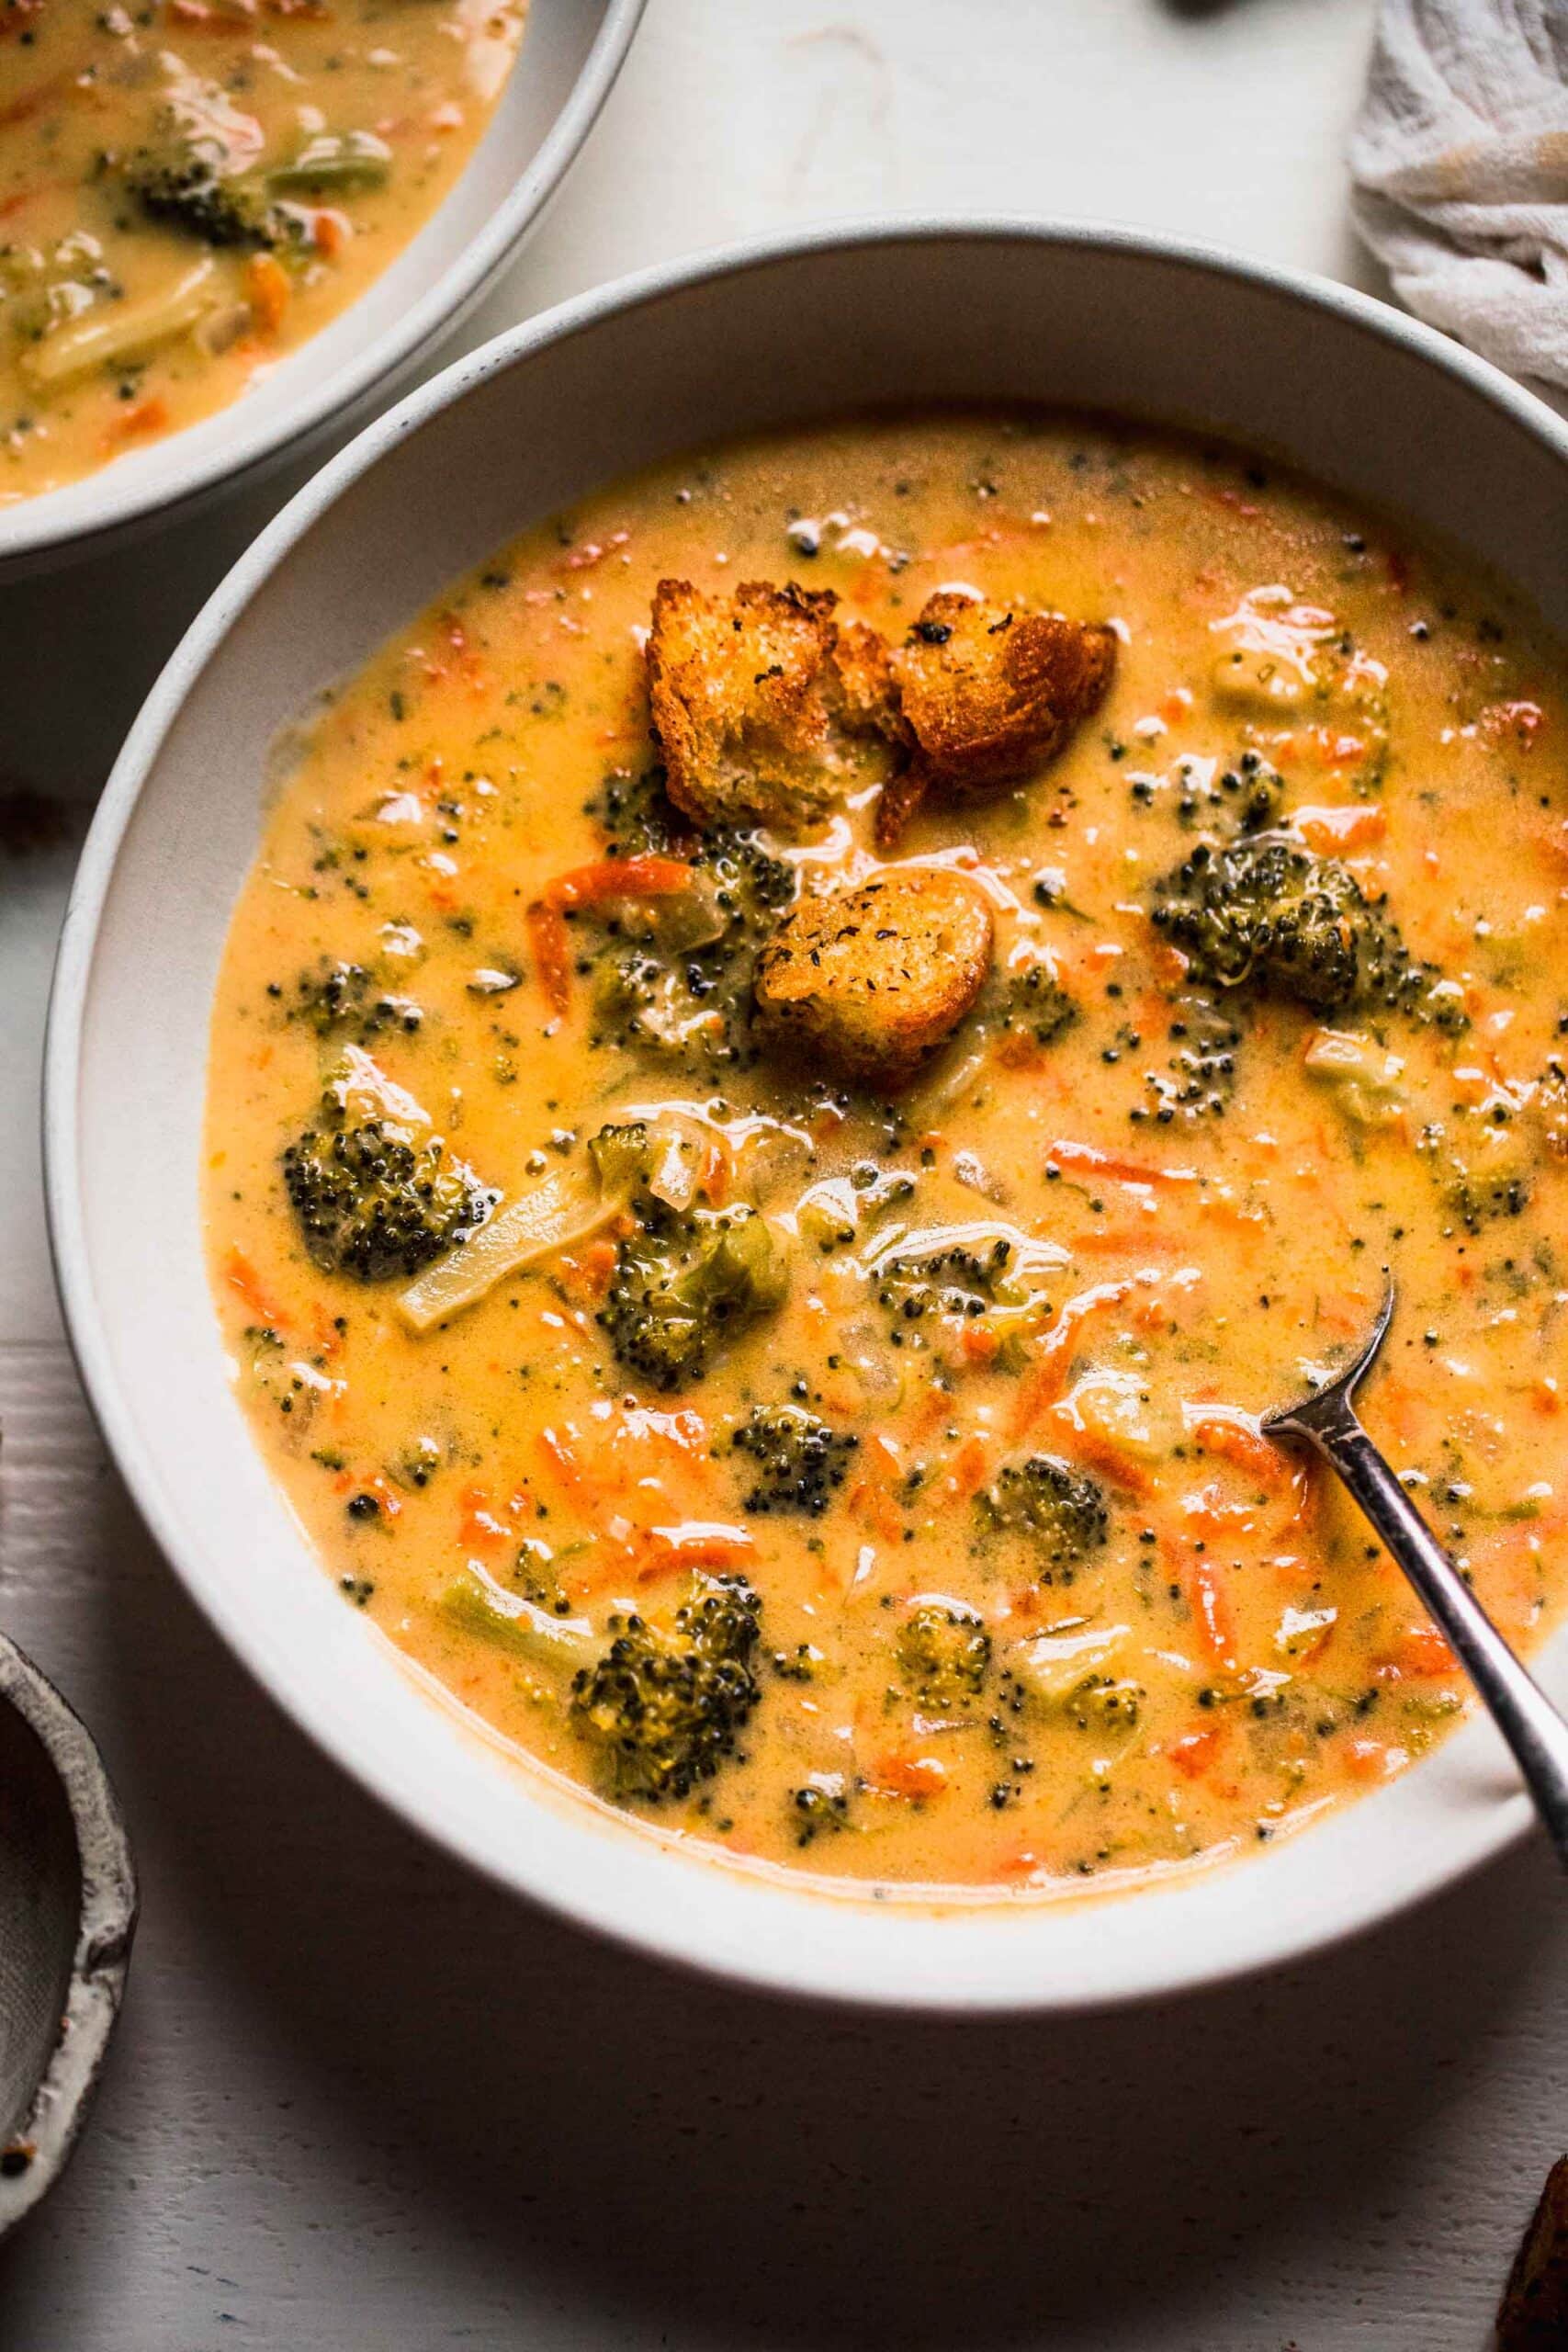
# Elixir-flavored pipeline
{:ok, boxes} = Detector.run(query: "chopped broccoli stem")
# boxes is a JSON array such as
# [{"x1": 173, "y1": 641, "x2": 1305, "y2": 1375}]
[
  {"x1": 267, "y1": 131, "x2": 391, "y2": 195},
  {"x1": 896, "y1": 1602, "x2": 992, "y2": 1707},
  {"x1": 977, "y1": 1455, "x2": 1110, "y2": 1573},
  {"x1": 570, "y1": 1577, "x2": 762, "y2": 1801},
  {"x1": 439, "y1": 1570, "x2": 594, "y2": 1672},
  {"x1": 730, "y1": 1405, "x2": 858, "y2": 1516}
]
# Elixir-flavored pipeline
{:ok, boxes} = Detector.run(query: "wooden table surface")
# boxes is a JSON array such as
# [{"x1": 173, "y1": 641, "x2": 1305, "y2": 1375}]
[{"x1": 3, "y1": 4, "x2": 1564, "y2": 2345}]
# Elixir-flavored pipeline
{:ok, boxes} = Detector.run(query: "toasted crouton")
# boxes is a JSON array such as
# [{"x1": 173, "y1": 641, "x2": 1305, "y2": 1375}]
[
  {"x1": 754, "y1": 866, "x2": 994, "y2": 1087},
  {"x1": 647, "y1": 579, "x2": 901, "y2": 835},
  {"x1": 885, "y1": 591, "x2": 1117, "y2": 820}
]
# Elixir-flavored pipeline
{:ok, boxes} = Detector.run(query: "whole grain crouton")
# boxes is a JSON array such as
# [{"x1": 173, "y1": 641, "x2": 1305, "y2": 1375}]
[
  {"x1": 647, "y1": 579, "x2": 901, "y2": 835},
  {"x1": 754, "y1": 866, "x2": 994, "y2": 1087},
  {"x1": 885, "y1": 591, "x2": 1116, "y2": 823}
]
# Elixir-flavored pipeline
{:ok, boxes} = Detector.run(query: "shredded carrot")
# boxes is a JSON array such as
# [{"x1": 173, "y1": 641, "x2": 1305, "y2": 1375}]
[
  {"x1": 1043, "y1": 1139, "x2": 1198, "y2": 1187},
  {"x1": 1168, "y1": 1545, "x2": 1236, "y2": 1668},
  {"x1": 554, "y1": 1238, "x2": 619, "y2": 1303},
  {"x1": 1187, "y1": 1410, "x2": 1292, "y2": 1492},
  {"x1": 525, "y1": 898, "x2": 573, "y2": 1016},
  {"x1": 525, "y1": 857, "x2": 696, "y2": 1012},
  {"x1": 960, "y1": 1319, "x2": 1000, "y2": 1366},
  {"x1": 547, "y1": 854, "x2": 694, "y2": 910},
  {"x1": 1008, "y1": 1281, "x2": 1132, "y2": 1441},
  {"x1": 536, "y1": 1424, "x2": 588, "y2": 1501},
  {"x1": 1053, "y1": 1414, "x2": 1156, "y2": 1498},
  {"x1": 1294, "y1": 804, "x2": 1388, "y2": 854},
  {"x1": 637, "y1": 1524, "x2": 755, "y2": 1578},
  {"x1": 849, "y1": 1434, "x2": 906, "y2": 1544},
  {"x1": 701, "y1": 1129, "x2": 733, "y2": 1207},
  {"x1": 1345, "y1": 1736, "x2": 1397, "y2": 1781},
  {"x1": 987, "y1": 1846, "x2": 1043, "y2": 1882},
  {"x1": 1168, "y1": 1724, "x2": 1224, "y2": 1781},
  {"x1": 1381, "y1": 1622, "x2": 1459, "y2": 1679},
  {"x1": 223, "y1": 1247, "x2": 284, "y2": 1329},
  {"x1": 312, "y1": 208, "x2": 347, "y2": 258},
  {"x1": 946, "y1": 1433, "x2": 991, "y2": 1502},
  {"x1": 103, "y1": 395, "x2": 169, "y2": 448},
  {"x1": 457, "y1": 1485, "x2": 508, "y2": 1552},
  {"x1": 867, "y1": 1753, "x2": 947, "y2": 1800},
  {"x1": 245, "y1": 252, "x2": 290, "y2": 338}
]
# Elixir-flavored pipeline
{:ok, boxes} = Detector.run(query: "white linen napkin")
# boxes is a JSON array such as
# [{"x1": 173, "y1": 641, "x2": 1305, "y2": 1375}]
[{"x1": 1349, "y1": 0, "x2": 1568, "y2": 395}]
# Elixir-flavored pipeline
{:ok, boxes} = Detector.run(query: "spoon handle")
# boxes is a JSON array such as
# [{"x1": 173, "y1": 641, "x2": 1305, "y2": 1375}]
[{"x1": 1303, "y1": 1405, "x2": 1568, "y2": 1867}]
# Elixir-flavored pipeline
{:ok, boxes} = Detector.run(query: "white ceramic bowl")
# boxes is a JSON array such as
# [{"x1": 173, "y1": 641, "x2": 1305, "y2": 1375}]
[
  {"x1": 45, "y1": 223, "x2": 1568, "y2": 2012},
  {"x1": 0, "y1": 0, "x2": 644, "y2": 580}
]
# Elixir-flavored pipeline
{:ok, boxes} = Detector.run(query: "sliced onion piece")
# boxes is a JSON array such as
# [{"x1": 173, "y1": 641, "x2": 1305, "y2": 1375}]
[{"x1": 398, "y1": 1159, "x2": 622, "y2": 1333}]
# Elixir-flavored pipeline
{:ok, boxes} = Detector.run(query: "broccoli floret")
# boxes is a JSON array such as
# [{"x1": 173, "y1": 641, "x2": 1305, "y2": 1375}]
[
  {"x1": 1142, "y1": 996, "x2": 1243, "y2": 1125},
  {"x1": 585, "y1": 1116, "x2": 706, "y2": 1204},
  {"x1": 123, "y1": 147, "x2": 280, "y2": 248},
  {"x1": 977, "y1": 1455, "x2": 1110, "y2": 1573},
  {"x1": 601, "y1": 1197, "x2": 789, "y2": 1391},
  {"x1": 284, "y1": 957, "x2": 423, "y2": 1040},
  {"x1": 896, "y1": 1603, "x2": 992, "y2": 1707},
  {"x1": 876, "y1": 1236, "x2": 1013, "y2": 1323},
  {"x1": 1419, "y1": 1110, "x2": 1534, "y2": 1232},
  {"x1": 873, "y1": 1234, "x2": 1049, "y2": 1364},
  {"x1": 730, "y1": 1405, "x2": 858, "y2": 1516},
  {"x1": 587, "y1": 765, "x2": 693, "y2": 855},
  {"x1": 587, "y1": 768, "x2": 796, "y2": 1066},
  {"x1": 1176, "y1": 748, "x2": 1283, "y2": 833},
  {"x1": 282, "y1": 1081, "x2": 492, "y2": 1281},
  {"x1": 998, "y1": 964, "x2": 1077, "y2": 1047},
  {"x1": 1540, "y1": 1057, "x2": 1568, "y2": 1158},
  {"x1": 1151, "y1": 838, "x2": 1465, "y2": 1028},
  {"x1": 570, "y1": 1577, "x2": 762, "y2": 1801},
  {"x1": 791, "y1": 1776, "x2": 851, "y2": 1846}
]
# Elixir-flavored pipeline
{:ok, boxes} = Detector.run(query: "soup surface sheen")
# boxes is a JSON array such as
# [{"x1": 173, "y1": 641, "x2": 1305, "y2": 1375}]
[
  {"x1": 206, "y1": 413, "x2": 1568, "y2": 1898},
  {"x1": 0, "y1": 0, "x2": 525, "y2": 499}
]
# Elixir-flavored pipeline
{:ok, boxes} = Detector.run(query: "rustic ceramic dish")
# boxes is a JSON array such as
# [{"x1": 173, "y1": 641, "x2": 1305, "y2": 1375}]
[
  {"x1": 44, "y1": 223, "x2": 1568, "y2": 2010},
  {"x1": 0, "y1": 0, "x2": 645, "y2": 580},
  {"x1": 0, "y1": 1634, "x2": 136, "y2": 2234}
]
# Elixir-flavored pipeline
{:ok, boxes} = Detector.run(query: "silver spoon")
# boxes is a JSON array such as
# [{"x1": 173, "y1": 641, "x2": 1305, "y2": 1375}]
[
  {"x1": 0, "y1": 1633, "x2": 137, "y2": 2237},
  {"x1": 1262, "y1": 1274, "x2": 1568, "y2": 1864}
]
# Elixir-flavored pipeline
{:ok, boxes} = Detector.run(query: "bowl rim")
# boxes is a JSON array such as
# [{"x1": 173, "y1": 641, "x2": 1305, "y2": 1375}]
[
  {"x1": 43, "y1": 217, "x2": 1568, "y2": 2013},
  {"x1": 0, "y1": 0, "x2": 648, "y2": 573}
]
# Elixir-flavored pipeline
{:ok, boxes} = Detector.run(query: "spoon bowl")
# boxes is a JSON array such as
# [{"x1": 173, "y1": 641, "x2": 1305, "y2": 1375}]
[{"x1": 0, "y1": 1635, "x2": 136, "y2": 2237}]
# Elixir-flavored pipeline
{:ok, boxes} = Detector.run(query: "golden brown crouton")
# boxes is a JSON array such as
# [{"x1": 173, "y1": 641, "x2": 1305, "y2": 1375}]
[
  {"x1": 646, "y1": 579, "x2": 901, "y2": 835},
  {"x1": 881, "y1": 592, "x2": 1117, "y2": 839},
  {"x1": 754, "y1": 866, "x2": 994, "y2": 1087}
]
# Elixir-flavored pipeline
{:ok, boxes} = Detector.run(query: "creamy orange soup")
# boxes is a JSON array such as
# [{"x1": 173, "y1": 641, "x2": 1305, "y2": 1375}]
[
  {"x1": 205, "y1": 413, "x2": 1568, "y2": 1896},
  {"x1": 0, "y1": 0, "x2": 525, "y2": 498}
]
